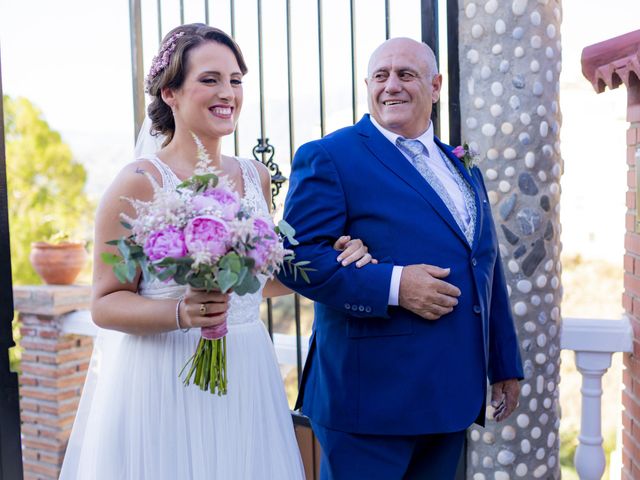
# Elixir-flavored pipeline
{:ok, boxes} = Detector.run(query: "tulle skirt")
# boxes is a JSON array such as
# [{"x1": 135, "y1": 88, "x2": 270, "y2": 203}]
[{"x1": 60, "y1": 321, "x2": 305, "y2": 479}]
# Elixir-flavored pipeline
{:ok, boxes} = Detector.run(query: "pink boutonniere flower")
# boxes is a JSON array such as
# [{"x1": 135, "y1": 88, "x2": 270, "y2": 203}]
[{"x1": 453, "y1": 143, "x2": 479, "y2": 172}]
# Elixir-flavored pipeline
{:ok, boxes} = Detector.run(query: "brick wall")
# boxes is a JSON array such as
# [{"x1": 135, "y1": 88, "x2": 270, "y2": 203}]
[
  {"x1": 13, "y1": 285, "x2": 92, "y2": 480},
  {"x1": 622, "y1": 97, "x2": 640, "y2": 480}
]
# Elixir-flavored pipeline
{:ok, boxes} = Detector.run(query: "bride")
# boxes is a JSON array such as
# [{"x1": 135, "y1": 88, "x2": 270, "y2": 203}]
[{"x1": 59, "y1": 23, "x2": 376, "y2": 479}]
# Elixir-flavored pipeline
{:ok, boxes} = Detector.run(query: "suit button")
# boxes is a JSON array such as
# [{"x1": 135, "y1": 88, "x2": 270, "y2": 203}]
[
  {"x1": 473, "y1": 305, "x2": 481, "y2": 315},
  {"x1": 365, "y1": 306, "x2": 372, "y2": 313},
  {"x1": 352, "y1": 304, "x2": 358, "y2": 311},
  {"x1": 345, "y1": 303, "x2": 351, "y2": 310},
  {"x1": 471, "y1": 258, "x2": 477, "y2": 267},
  {"x1": 358, "y1": 305, "x2": 365, "y2": 312}
]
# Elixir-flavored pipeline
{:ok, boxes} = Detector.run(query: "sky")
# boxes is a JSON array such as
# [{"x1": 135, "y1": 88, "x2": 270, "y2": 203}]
[{"x1": 0, "y1": 0, "x2": 639, "y2": 262}]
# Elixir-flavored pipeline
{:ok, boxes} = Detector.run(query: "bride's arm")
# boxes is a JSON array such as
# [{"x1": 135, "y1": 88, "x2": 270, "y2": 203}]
[
  {"x1": 91, "y1": 162, "x2": 178, "y2": 334},
  {"x1": 91, "y1": 162, "x2": 227, "y2": 335}
]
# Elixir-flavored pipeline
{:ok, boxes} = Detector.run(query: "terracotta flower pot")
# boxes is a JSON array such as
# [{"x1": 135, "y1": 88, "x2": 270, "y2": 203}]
[{"x1": 29, "y1": 242, "x2": 88, "y2": 285}]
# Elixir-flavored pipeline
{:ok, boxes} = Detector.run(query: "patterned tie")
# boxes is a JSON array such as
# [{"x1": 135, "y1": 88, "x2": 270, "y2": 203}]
[
  {"x1": 395, "y1": 137, "x2": 431, "y2": 181},
  {"x1": 396, "y1": 136, "x2": 477, "y2": 246}
]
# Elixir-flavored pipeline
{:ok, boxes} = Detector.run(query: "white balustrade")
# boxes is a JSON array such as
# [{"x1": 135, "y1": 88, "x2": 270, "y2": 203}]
[{"x1": 561, "y1": 316, "x2": 633, "y2": 480}]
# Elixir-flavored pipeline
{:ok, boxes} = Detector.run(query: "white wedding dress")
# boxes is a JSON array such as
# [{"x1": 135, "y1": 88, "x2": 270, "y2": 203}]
[{"x1": 60, "y1": 156, "x2": 305, "y2": 479}]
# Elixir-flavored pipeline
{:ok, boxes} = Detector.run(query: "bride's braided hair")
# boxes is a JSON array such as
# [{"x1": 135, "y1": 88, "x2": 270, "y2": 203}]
[{"x1": 146, "y1": 23, "x2": 248, "y2": 146}]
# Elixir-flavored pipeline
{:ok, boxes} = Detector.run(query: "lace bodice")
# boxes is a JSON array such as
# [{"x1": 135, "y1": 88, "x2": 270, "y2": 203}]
[{"x1": 136, "y1": 155, "x2": 269, "y2": 326}]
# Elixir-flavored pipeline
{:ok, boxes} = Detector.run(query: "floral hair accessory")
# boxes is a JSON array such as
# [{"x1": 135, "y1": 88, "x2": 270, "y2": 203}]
[
  {"x1": 453, "y1": 143, "x2": 479, "y2": 172},
  {"x1": 145, "y1": 31, "x2": 186, "y2": 92}
]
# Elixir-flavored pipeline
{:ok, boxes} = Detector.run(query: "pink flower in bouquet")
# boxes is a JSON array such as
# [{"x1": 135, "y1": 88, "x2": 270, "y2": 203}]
[
  {"x1": 184, "y1": 216, "x2": 230, "y2": 259},
  {"x1": 452, "y1": 145, "x2": 465, "y2": 158},
  {"x1": 143, "y1": 226, "x2": 187, "y2": 261},
  {"x1": 192, "y1": 188, "x2": 241, "y2": 220},
  {"x1": 248, "y1": 218, "x2": 278, "y2": 269}
]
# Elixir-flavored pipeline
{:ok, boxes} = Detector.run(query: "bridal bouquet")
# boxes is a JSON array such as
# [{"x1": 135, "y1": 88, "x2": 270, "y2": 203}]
[{"x1": 102, "y1": 135, "x2": 311, "y2": 395}]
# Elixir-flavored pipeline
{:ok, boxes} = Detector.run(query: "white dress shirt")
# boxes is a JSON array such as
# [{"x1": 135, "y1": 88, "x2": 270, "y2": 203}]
[{"x1": 369, "y1": 117, "x2": 470, "y2": 306}]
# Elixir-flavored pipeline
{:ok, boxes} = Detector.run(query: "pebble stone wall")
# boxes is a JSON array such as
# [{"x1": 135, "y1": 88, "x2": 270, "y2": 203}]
[{"x1": 457, "y1": 1, "x2": 563, "y2": 479}]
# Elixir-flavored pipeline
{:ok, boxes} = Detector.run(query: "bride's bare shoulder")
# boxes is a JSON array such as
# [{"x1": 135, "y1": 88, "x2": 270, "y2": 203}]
[{"x1": 98, "y1": 158, "x2": 165, "y2": 214}]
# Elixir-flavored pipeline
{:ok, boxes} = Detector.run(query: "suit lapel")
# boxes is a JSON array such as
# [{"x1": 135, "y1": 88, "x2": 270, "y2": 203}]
[
  {"x1": 435, "y1": 138, "x2": 484, "y2": 251},
  {"x1": 355, "y1": 116, "x2": 469, "y2": 247}
]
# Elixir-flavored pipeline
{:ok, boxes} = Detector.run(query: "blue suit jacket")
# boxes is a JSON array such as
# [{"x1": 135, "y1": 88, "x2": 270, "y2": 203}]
[{"x1": 278, "y1": 115, "x2": 523, "y2": 435}]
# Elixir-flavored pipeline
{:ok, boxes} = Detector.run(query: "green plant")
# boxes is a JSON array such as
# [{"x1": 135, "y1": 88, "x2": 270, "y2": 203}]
[{"x1": 3, "y1": 95, "x2": 93, "y2": 286}]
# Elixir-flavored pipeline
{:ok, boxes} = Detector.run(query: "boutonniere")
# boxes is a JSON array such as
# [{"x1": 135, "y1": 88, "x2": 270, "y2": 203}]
[{"x1": 452, "y1": 143, "x2": 479, "y2": 172}]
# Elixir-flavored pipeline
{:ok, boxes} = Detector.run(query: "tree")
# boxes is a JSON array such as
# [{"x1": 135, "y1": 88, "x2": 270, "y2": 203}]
[{"x1": 4, "y1": 95, "x2": 93, "y2": 286}]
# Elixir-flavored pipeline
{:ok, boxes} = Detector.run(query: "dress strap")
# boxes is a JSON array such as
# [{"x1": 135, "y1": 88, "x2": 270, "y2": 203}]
[
  {"x1": 237, "y1": 157, "x2": 269, "y2": 215},
  {"x1": 137, "y1": 155, "x2": 180, "y2": 190},
  {"x1": 237, "y1": 158, "x2": 263, "y2": 192}
]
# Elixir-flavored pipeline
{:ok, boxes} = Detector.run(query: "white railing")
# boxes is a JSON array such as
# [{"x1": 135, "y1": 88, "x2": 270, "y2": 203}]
[
  {"x1": 59, "y1": 309, "x2": 310, "y2": 371},
  {"x1": 561, "y1": 316, "x2": 633, "y2": 480}
]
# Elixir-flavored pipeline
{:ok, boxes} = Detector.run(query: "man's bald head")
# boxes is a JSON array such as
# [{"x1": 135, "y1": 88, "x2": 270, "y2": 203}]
[{"x1": 367, "y1": 38, "x2": 439, "y2": 80}]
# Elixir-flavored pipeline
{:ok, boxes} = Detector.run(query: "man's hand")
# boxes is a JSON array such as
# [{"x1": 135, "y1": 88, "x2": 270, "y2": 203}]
[
  {"x1": 398, "y1": 264, "x2": 461, "y2": 320},
  {"x1": 491, "y1": 378, "x2": 520, "y2": 422}
]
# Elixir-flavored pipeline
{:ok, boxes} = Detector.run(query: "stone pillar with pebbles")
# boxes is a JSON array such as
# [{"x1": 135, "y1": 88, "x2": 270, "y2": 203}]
[
  {"x1": 458, "y1": 1, "x2": 563, "y2": 478},
  {"x1": 13, "y1": 285, "x2": 93, "y2": 480}
]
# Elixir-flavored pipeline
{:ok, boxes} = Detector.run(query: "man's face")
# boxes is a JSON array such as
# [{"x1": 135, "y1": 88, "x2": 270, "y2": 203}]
[{"x1": 365, "y1": 39, "x2": 442, "y2": 139}]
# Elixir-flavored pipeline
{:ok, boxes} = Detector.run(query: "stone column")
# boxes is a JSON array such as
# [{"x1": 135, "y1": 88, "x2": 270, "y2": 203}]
[
  {"x1": 13, "y1": 285, "x2": 93, "y2": 480},
  {"x1": 458, "y1": 1, "x2": 563, "y2": 478}
]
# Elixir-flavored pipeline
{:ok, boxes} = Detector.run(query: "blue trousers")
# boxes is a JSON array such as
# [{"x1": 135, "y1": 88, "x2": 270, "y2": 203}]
[{"x1": 311, "y1": 421, "x2": 465, "y2": 480}]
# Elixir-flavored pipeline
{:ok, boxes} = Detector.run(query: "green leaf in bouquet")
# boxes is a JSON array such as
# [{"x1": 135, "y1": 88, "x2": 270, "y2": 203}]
[
  {"x1": 277, "y1": 220, "x2": 299, "y2": 245},
  {"x1": 204, "y1": 278, "x2": 219, "y2": 292},
  {"x1": 234, "y1": 272, "x2": 261, "y2": 295},
  {"x1": 173, "y1": 264, "x2": 190, "y2": 285},
  {"x1": 126, "y1": 260, "x2": 138, "y2": 281},
  {"x1": 172, "y1": 257, "x2": 195, "y2": 266},
  {"x1": 218, "y1": 269, "x2": 238, "y2": 293},
  {"x1": 298, "y1": 267, "x2": 312, "y2": 283},
  {"x1": 188, "y1": 275, "x2": 206, "y2": 289},
  {"x1": 236, "y1": 266, "x2": 249, "y2": 286},
  {"x1": 117, "y1": 237, "x2": 132, "y2": 258},
  {"x1": 105, "y1": 239, "x2": 120, "y2": 246},
  {"x1": 101, "y1": 252, "x2": 122, "y2": 265},
  {"x1": 219, "y1": 253, "x2": 242, "y2": 273},
  {"x1": 113, "y1": 263, "x2": 129, "y2": 283},
  {"x1": 156, "y1": 264, "x2": 178, "y2": 282},
  {"x1": 120, "y1": 221, "x2": 133, "y2": 230}
]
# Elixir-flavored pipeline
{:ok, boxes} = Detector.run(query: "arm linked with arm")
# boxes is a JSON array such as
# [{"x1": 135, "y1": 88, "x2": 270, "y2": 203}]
[{"x1": 277, "y1": 142, "x2": 393, "y2": 318}]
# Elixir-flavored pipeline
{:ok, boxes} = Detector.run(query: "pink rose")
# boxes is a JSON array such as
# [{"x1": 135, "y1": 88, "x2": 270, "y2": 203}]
[
  {"x1": 248, "y1": 218, "x2": 278, "y2": 269},
  {"x1": 192, "y1": 188, "x2": 240, "y2": 220},
  {"x1": 143, "y1": 226, "x2": 187, "y2": 262},
  {"x1": 252, "y1": 218, "x2": 278, "y2": 242},
  {"x1": 184, "y1": 216, "x2": 230, "y2": 258},
  {"x1": 248, "y1": 243, "x2": 270, "y2": 269},
  {"x1": 452, "y1": 145, "x2": 465, "y2": 158}
]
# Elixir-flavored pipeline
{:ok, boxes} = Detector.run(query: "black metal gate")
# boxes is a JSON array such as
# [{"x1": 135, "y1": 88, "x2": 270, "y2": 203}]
[{"x1": 128, "y1": 0, "x2": 460, "y2": 393}]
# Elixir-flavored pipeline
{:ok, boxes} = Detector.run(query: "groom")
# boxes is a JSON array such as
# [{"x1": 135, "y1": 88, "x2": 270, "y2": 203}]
[{"x1": 279, "y1": 38, "x2": 523, "y2": 479}]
